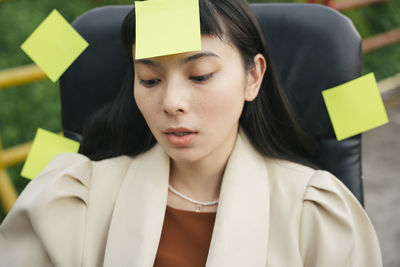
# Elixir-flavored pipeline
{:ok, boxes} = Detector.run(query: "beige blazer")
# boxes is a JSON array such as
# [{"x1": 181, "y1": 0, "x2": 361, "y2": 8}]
[{"x1": 0, "y1": 132, "x2": 382, "y2": 267}]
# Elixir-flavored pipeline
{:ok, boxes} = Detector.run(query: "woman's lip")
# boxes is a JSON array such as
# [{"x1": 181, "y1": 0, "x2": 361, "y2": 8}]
[
  {"x1": 164, "y1": 127, "x2": 197, "y2": 133},
  {"x1": 164, "y1": 132, "x2": 197, "y2": 146}
]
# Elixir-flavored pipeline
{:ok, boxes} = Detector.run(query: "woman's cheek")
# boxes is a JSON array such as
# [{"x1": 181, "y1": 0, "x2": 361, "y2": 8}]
[
  {"x1": 134, "y1": 88, "x2": 154, "y2": 122},
  {"x1": 202, "y1": 85, "x2": 244, "y2": 129},
  {"x1": 133, "y1": 87, "x2": 145, "y2": 114}
]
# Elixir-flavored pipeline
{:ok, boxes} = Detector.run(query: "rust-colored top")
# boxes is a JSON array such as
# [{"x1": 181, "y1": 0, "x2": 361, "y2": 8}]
[{"x1": 154, "y1": 206, "x2": 217, "y2": 267}]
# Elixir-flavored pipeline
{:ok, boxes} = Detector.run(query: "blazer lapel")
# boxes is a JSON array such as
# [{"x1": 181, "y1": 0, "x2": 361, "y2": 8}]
[
  {"x1": 206, "y1": 132, "x2": 271, "y2": 267},
  {"x1": 104, "y1": 131, "x2": 271, "y2": 266},
  {"x1": 103, "y1": 144, "x2": 170, "y2": 267}
]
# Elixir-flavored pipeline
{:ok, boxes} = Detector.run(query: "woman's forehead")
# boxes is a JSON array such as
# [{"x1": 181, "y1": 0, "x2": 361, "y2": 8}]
[{"x1": 133, "y1": 36, "x2": 237, "y2": 64}]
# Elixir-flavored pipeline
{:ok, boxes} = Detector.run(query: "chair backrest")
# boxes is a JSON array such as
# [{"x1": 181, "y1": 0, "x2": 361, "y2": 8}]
[{"x1": 60, "y1": 4, "x2": 363, "y2": 204}]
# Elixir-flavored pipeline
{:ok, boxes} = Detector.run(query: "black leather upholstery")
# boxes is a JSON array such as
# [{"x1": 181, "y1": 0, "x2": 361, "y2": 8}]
[
  {"x1": 60, "y1": 4, "x2": 363, "y2": 204},
  {"x1": 251, "y1": 4, "x2": 363, "y2": 203},
  {"x1": 60, "y1": 6, "x2": 131, "y2": 141}
]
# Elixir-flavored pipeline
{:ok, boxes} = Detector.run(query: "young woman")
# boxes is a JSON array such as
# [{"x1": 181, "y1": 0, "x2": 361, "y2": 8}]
[{"x1": 0, "y1": 0, "x2": 382, "y2": 266}]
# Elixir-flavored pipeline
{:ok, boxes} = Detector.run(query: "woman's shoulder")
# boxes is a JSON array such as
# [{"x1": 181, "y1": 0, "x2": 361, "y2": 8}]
[
  {"x1": 262, "y1": 157, "x2": 319, "y2": 193},
  {"x1": 19, "y1": 144, "x2": 163, "y2": 205},
  {"x1": 0, "y1": 152, "x2": 142, "y2": 266},
  {"x1": 265, "y1": 158, "x2": 316, "y2": 179},
  {"x1": 44, "y1": 152, "x2": 134, "y2": 173},
  {"x1": 239, "y1": 130, "x2": 347, "y2": 202},
  {"x1": 39, "y1": 152, "x2": 141, "y2": 183},
  {"x1": 4, "y1": 152, "x2": 142, "y2": 227},
  {"x1": 262, "y1": 159, "x2": 382, "y2": 266},
  {"x1": 262, "y1": 157, "x2": 365, "y2": 212},
  {"x1": 264, "y1": 157, "x2": 357, "y2": 202}
]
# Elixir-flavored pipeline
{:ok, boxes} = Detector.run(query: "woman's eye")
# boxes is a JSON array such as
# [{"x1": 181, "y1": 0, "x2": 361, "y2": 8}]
[
  {"x1": 190, "y1": 73, "x2": 213, "y2": 83},
  {"x1": 140, "y1": 79, "x2": 161, "y2": 87}
]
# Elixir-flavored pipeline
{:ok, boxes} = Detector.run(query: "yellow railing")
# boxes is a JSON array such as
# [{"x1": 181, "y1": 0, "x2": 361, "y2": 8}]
[
  {"x1": 1, "y1": 142, "x2": 32, "y2": 167},
  {"x1": 0, "y1": 64, "x2": 47, "y2": 90},
  {"x1": 0, "y1": 138, "x2": 22, "y2": 213},
  {"x1": 0, "y1": 64, "x2": 46, "y2": 213}
]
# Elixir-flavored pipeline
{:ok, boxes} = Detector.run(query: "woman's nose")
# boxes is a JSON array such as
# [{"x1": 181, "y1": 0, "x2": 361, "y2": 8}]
[{"x1": 161, "y1": 80, "x2": 189, "y2": 115}]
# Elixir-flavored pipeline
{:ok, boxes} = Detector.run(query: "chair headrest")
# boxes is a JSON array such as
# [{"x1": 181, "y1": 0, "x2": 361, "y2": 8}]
[
  {"x1": 252, "y1": 4, "x2": 361, "y2": 138},
  {"x1": 60, "y1": 6, "x2": 131, "y2": 139}
]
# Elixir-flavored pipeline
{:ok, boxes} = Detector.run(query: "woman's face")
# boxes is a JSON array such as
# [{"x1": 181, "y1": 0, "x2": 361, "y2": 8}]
[{"x1": 133, "y1": 36, "x2": 264, "y2": 164}]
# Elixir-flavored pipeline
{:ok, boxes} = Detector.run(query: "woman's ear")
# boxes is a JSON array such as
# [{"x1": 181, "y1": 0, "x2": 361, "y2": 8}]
[{"x1": 245, "y1": 53, "x2": 267, "y2": 102}]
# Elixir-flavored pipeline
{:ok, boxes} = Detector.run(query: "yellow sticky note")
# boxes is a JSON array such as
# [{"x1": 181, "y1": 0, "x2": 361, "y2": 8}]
[
  {"x1": 322, "y1": 73, "x2": 389, "y2": 141},
  {"x1": 135, "y1": 0, "x2": 201, "y2": 59},
  {"x1": 21, "y1": 9, "x2": 88, "y2": 82},
  {"x1": 21, "y1": 128, "x2": 80, "y2": 180}
]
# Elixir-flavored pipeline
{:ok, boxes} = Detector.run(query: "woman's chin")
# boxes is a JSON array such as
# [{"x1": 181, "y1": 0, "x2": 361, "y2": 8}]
[{"x1": 163, "y1": 147, "x2": 204, "y2": 164}]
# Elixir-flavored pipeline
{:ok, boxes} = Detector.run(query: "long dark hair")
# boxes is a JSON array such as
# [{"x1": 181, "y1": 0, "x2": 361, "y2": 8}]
[{"x1": 80, "y1": 0, "x2": 317, "y2": 166}]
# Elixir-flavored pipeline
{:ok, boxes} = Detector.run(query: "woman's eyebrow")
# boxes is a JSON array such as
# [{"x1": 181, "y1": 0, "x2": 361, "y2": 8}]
[
  {"x1": 182, "y1": 51, "x2": 220, "y2": 64},
  {"x1": 133, "y1": 51, "x2": 219, "y2": 67},
  {"x1": 133, "y1": 59, "x2": 162, "y2": 68}
]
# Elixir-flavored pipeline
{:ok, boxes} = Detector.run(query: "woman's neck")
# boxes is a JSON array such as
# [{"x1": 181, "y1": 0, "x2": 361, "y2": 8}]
[{"x1": 169, "y1": 131, "x2": 238, "y2": 203}]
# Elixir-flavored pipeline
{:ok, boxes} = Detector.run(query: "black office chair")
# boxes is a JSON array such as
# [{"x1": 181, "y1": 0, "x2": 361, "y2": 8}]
[{"x1": 59, "y1": 4, "x2": 364, "y2": 204}]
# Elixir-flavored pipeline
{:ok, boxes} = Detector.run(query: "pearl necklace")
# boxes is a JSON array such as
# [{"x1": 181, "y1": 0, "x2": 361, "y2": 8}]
[{"x1": 168, "y1": 184, "x2": 219, "y2": 212}]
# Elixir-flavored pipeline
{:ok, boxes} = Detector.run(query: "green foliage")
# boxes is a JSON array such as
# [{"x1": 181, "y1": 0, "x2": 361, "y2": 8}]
[
  {"x1": 343, "y1": 1, "x2": 400, "y2": 37},
  {"x1": 0, "y1": 0, "x2": 133, "y2": 222},
  {"x1": 341, "y1": 1, "x2": 400, "y2": 80},
  {"x1": 1, "y1": 0, "x2": 400, "y2": 223}
]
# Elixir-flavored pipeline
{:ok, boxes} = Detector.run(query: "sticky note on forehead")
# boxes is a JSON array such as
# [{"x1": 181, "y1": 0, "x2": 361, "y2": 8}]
[
  {"x1": 322, "y1": 73, "x2": 389, "y2": 141},
  {"x1": 21, "y1": 128, "x2": 80, "y2": 180},
  {"x1": 21, "y1": 9, "x2": 88, "y2": 82},
  {"x1": 135, "y1": 0, "x2": 201, "y2": 59}
]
